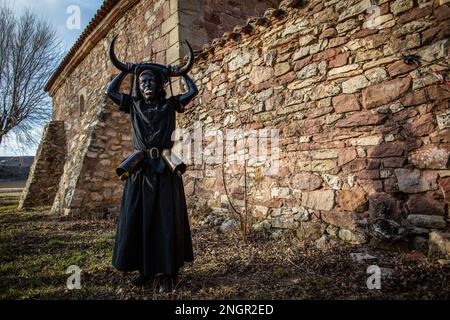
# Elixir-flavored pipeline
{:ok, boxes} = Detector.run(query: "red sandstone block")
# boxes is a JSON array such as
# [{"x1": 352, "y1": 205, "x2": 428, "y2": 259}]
[
  {"x1": 427, "y1": 84, "x2": 450, "y2": 101},
  {"x1": 341, "y1": 158, "x2": 367, "y2": 173},
  {"x1": 332, "y1": 93, "x2": 361, "y2": 113},
  {"x1": 338, "y1": 147, "x2": 358, "y2": 166},
  {"x1": 356, "y1": 169, "x2": 380, "y2": 180},
  {"x1": 382, "y1": 157, "x2": 406, "y2": 168},
  {"x1": 384, "y1": 177, "x2": 399, "y2": 193},
  {"x1": 321, "y1": 210, "x2": 360, "y2": 230},
  {"x1": 351, "y1": 28, "x2": 379, "y2": 39},
  {"x1": 362, "y1": 76, "x2": 412, "y2": 110},
  {"x1": 387, "y1": 60, "x2": 418, "y2": 77},
  {"x1": 397, "y1": 5, "x2": 433, "y2": 24},
  {"x1": 275, "y1": 71, "x2": 296, "y2": 85},
  {"x1": 393, "y1": 108, "x2": 419, "y2": 122},
  {"x1": 293, "y1": 56, "x2": 313, "y2": 71},
  {"x1": 338, "y1": 188, "x2": 368, "y2": 212},
  {"x1": 329, "y1": 52, "x2": 350, "y2": 68},
  {"x1": 400, "y1": 89, "x2": 428, "y2": 107},
  {"x1": 313, "y1": 47, "x2": 339, "y2": 62},
  {"x1": 319, "y1": 27, "x2": 337, "y2": 39},
  {"x1": 422, "y1": 20, "x2": 450, "y2": 44},
  {"x1": 434, "y1": 4, "x2": 450, "y2": 21},
  {"x1": 439, "y1": 177, "x2": 450, "y2": 203},
  {"x1": 405, "y1": 113, "x2": 436, "y2": 137},
  {"x1": 367, "y1": 159, "x2": 381, "y2": 169},
  {"x1": 359, "y1": 179, "x2": 384, "y2": 194},
  {"x1": 367, "y1": 142, "x2": 405, "y2": 158},
  {"x1": 407, "y1": 194, "x2": 446, "y2": 215},
  {"x1": 335, "y1": 112, "x2": 386, "y2": 127}
]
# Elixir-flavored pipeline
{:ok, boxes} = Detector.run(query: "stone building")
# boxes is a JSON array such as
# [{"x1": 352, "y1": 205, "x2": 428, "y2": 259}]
[{"x1": 21, "y1": 0, "x2": 450, "y2": 250}]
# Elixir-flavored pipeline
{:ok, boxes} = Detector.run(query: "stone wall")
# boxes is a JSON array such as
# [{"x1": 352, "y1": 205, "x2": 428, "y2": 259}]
[
  {"x1": 181, "y1": 0, "x2": 450, "y2": 246},
  {"x1": 179, "y1": 0, "x2": 279, "y2": 56},
  {"x1": 43, "y1": 0, "x2": 276, "y2": 216},
  {"x1": 19, "y1": 121, "x2": 66, "y2": 209}
]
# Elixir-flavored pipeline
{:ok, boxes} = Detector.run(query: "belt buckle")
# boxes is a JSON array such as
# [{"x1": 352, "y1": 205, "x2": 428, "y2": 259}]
[{"x1": 148, "y1": 147, "x2": 159, "y2": 159}]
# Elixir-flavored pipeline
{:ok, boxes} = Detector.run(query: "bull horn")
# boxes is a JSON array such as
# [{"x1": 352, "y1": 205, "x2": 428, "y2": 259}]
[
  {"x1": 109, "y1": 35, "x2": 131, "y2": 72},
  {"x1": 171, "y1": 40, "x2": 194, "y2": 76}
]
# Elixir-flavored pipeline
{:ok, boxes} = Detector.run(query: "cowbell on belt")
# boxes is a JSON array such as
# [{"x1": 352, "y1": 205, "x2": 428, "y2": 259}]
[{"x1": 116, "y1": 148, "x2": 186, "y2": 180}]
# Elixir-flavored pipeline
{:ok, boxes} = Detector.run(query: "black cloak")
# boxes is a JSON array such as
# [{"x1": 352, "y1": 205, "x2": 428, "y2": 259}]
[{"x1": 112, "y1": 70, "x2": 194, "y2": 276}]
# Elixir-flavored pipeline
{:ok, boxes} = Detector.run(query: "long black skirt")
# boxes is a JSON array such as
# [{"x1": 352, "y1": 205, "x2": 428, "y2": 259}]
[{"x1": 112, "y1": 161, "x2": 194, "y2": 276}]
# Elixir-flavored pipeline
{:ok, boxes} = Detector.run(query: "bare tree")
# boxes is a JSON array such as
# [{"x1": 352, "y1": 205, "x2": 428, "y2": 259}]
[{"x1": 0, "y1": 4, "x2": 62, "y2": 147}]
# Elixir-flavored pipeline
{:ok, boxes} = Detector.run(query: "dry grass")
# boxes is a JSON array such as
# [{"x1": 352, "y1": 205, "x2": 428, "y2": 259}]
[{"x1": 0, "y1": 195, "x2": 449, "y2": 300}]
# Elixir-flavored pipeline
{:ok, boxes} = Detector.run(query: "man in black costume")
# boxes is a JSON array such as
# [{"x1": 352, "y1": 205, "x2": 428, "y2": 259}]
[{"x1": 106, "y1": 36, "x2": 198, "y2": 292}]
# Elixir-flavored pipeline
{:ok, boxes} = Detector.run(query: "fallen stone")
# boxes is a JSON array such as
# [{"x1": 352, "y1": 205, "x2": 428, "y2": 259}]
[
  {"x1": 296, "y1": 221, "x2": 327, "y2": 241},
  {"x1": 412, "y1": 236, "x2": 428, "y2": 252},
  {"x1": 219, "y1": 218, "x2": 238, "y2": 233},
  {"x1": 271, "y1": 215, "x2": 297, "y2": 229},
  {"x1": 315, "y1": 235, "x2": 338, "y2": 250},
  {"x1": 326, "y1": 224, "x2": 339, "y2": 237},
  {"x1": 350, "y1": 252, "x2": 377, "y2": 263},
  {"x1": 429, "y1": 231, "x2": 450, "y2": 257},
  {"x1": 381, "y1": 267, "x2": 395, "y2": 279},
  {"x1": 338, "y1": 229, "x2": 367, "y2": 244},
  {"x1": 407, "y1": 214, "x2": 447, "y2": 229},
  {"x1": 406, "y1": 194, "x2": 445, "y2": 216}
]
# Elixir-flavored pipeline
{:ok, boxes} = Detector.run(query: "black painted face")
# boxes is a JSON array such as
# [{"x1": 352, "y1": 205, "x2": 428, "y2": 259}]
[{"x1": 139, "y1": 73, "x2": 158, "y2": 102}]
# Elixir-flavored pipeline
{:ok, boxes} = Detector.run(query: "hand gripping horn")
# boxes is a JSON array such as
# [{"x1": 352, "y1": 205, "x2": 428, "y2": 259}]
[{"x1": 168, "y1": 41, "x2": 194, "y2": 77}]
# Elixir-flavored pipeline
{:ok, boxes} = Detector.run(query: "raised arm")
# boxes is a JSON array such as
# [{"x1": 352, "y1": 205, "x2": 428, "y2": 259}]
[
  {"x1": 178, "y1": 73, "x2": 198, "y2": 108},
  {"x1": 106, "y1": 70, "x2": 129, "y2": 106}
]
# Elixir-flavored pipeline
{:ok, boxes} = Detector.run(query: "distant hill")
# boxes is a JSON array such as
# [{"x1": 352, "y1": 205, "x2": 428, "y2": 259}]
[{"x1": 0, "y1": 156, "x2": 34, "y2": 179}]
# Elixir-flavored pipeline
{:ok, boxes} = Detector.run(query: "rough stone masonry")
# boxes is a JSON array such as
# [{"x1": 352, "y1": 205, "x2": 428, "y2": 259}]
[{"x1": 21, "y1": 0, "x2": 450, "y2": 251}]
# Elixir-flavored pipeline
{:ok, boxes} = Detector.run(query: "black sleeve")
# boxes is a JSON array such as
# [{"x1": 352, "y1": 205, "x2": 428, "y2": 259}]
[
  {"x1": 171, "y1": 95, "x2": 185, "y2": 113},
  {"x1": 119, "y1": 94, "x2": 132, "y2": 114}
]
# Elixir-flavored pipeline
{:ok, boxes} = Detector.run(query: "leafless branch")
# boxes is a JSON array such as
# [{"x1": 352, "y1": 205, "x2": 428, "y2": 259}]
[{"x1": 0, "y1": 3, "x2": 63, "y2": 149}]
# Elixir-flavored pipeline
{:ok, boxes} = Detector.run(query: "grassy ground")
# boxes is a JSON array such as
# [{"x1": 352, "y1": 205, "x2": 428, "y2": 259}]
[{"x1": 0, "y1": 193, "x2": 449, "y2": 300}]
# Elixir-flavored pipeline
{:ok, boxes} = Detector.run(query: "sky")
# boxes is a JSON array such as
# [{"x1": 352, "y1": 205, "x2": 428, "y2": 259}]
[{"x1": 0, "y1": 0, "x2": 103, "y2": 156}]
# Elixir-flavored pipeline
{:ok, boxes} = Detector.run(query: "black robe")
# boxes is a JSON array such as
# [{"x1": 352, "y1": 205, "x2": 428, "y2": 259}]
[{"x1": 112, "y1": 94, "x2": 194, "y2": 276}]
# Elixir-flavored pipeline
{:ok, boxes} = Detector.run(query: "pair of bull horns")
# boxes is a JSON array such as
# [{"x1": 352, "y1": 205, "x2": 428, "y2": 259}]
[{"x1": 108, "y1": 35, "x2": 194, "y2": 76}]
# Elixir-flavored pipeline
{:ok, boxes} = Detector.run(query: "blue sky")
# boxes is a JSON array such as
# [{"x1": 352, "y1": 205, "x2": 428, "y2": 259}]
[{"x1": 0, "y1": 0, "x2": 103, "y2": 156}]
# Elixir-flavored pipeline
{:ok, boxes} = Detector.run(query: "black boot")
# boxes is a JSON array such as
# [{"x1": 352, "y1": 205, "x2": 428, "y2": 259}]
[
  {"x1": 158, "y1": 275, "x2": 174, "y2": 293},
  {"x1": 132, "y1": 272, "x2": 153, "y2": 287}
]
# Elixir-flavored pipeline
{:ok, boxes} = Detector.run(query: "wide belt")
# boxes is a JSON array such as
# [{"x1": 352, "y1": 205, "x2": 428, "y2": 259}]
[{"x1": 143, "y1": 147, "x2": 161, "y2": 159}]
